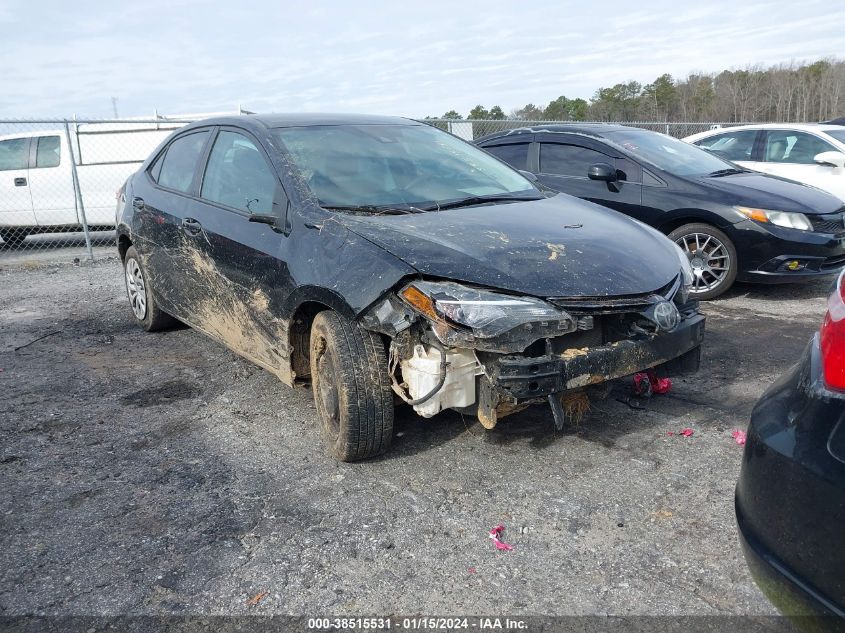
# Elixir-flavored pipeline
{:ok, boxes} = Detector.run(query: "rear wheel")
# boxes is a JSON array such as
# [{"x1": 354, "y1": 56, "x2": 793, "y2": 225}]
[
  {"x1": 0, "y1": 229, "x2": 29, "y2": 247},
  {"x1": 669, "y1": 223, "x2": 737, "y2": 300},
  {"x1": 310, "y1": 311, "x2": 394, "y2": 461},
  {"x1": 123, "y1": 246, "x2": 176, "y2": 331}
]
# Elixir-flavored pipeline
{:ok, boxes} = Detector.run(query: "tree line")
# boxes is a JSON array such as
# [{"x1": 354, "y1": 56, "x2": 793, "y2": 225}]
[{"x1": 428, "y1": 59, "x2": 844, "y2": 123}]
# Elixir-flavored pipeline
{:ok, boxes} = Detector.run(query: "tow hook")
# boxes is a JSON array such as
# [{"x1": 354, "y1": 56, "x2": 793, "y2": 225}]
[{"x1": 548, "y1": 394, "x2": 566, "y2": 431}]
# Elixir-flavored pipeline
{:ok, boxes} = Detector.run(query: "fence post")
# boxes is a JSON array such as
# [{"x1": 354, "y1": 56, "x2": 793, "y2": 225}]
[
  {"x1": 665, "y1": 123, "x2": 670, "y2": 135},
  {"x1": 63, "y1": 119, "x2": 94, "y2": 261}
]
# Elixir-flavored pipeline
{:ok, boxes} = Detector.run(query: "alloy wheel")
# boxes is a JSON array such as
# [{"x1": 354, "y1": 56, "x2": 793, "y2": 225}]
[
  {"x1": 125, "y1": 257, "x2": 147, "y2": 320},
  {"x1": 675, "y1": 232, "x2": 731, "y2": 295}
]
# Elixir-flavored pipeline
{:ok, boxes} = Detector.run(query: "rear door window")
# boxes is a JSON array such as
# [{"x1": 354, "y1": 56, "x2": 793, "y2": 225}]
[
  {"x1": 0, "y1": 138, "x2": 29, "y2": 171},
  {"x1": 540, "y1": 143, "x2": 610, "y2": 177},
  {"x1": 484, "y1": 143, "x2": 530, "y2": 171},
  {"x1": 200, "y1": 130, "x2": 277, "y2": 214},
  {"x1": 763, "y1": 130, "x2": 837, "y2": 164},
  {"x1": 157, "y1": 131, "x2": 210, "y2": 193},
  {"x1": 35, "y1": 136, "x2": 61, "y2": 168},
  {"x1": 694, "y1": 130, "x2": 758, "y2": 161}
]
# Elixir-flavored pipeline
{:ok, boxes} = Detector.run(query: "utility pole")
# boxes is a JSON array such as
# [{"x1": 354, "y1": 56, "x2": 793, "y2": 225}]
[{"x1": 111, "y1": 97, "x2": 119, "y2": 118}]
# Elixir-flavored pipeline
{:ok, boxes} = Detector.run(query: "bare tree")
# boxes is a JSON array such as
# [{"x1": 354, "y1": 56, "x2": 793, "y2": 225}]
[{"x1": 437, "y1": 58, "x2": 845, "y2": 124}]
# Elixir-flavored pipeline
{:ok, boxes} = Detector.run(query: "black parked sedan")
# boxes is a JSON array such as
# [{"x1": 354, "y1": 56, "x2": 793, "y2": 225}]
[
  {"x1": 117, "y1": 114, "x2": 703, "y2": 461},
  {"x1": 736, "y1": 270, "x2": 845, "y2": 626},
  {"x1": 477, "y1": 125, "x2": 845, "y2": 299}
]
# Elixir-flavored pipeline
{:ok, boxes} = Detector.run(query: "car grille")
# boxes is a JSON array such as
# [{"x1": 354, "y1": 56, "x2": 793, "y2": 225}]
[{"x1": 810, "y1": 209, "x2": 845, "y2": 235}]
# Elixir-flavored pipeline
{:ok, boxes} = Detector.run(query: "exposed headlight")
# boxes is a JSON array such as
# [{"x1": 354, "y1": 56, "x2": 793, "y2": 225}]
[
  {"x1": 735, "y1": 206, "x2": 812, "y2": 231},
  {"x1": 399, "y1": 281, "x2": 574, "y2": 348}
]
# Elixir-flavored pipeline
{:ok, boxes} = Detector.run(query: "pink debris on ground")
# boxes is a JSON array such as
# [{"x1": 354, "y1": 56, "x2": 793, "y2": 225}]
[
  {"x1": 489, "y1": 524, "x2": 514, "y2": 551},
  {"x1": 468, "y1": 567, "x2": 477, "y2": 574},
  {"x1": 680, "y1": 428, "x2": 694, "y2": 437},
  {"x1": 649, "y1": 371, "x2": 672, "y2": 394},
  {"x1": 633, "y1": 370, "x2": 672, "y2": 397},
  {"x1": 732, "y1": 429, "x2": 747, "y2": 445},
  {"x1": 632, "y1": 372, "x2": 651, "y2": 396}
]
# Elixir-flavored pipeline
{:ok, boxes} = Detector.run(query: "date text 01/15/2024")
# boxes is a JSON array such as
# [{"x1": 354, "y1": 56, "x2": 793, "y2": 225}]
[{"x1": 307, "y1": 617, "x2": 529, "y2": 630}]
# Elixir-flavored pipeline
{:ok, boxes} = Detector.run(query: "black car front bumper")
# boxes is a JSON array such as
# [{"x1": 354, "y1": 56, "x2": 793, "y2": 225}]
[
  {"x1": 730, "y1": 219, "x2": 845, "y2": 283},
  {"x1": 489, "y1": 313, "x2": 705, "y2": 399}
]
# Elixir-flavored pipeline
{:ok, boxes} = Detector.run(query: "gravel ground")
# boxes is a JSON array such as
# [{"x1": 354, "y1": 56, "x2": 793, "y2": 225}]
[{"x1": 0, "y1": 253, "x2": 830, "y2": 621}]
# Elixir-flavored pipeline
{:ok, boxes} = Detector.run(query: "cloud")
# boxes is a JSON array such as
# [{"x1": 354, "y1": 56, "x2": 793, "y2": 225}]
[{"x1": 0, "y1": 0, "x2": 842, "y2": 119}]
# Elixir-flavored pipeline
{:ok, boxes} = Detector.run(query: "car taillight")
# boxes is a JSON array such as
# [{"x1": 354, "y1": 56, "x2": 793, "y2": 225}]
[{"x1": 820, "y1": 269, "x2": 845, "y2": 390}]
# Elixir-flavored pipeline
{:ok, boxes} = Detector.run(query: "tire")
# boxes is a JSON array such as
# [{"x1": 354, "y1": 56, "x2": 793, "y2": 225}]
[
  {"x1": 309, "y1": 311, "x2": 394, "y2": 461},
  {"x1": 668, "y1": 223, "x2": 738, "y2": 300},
  {"x1": 1, "y1": 229, "x2": 29, "y2": 247},
  {"x1": 123, "y1": 245, "x2": 176, "y2": 332}
]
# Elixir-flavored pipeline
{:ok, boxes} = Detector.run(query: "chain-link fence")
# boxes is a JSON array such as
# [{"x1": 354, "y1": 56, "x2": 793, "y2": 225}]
[
  {"x1": 0, "y1": 116, "x2": 746, "y2": 262},
  {"x1": 0, "y1": 118, "x2": 195, "y2": 260}
]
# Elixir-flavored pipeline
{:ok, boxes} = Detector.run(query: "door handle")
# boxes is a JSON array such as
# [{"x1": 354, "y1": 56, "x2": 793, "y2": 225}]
[
  {"x1": 181, "y1": 217, "x2": 202, "y2": 236},
  {"x1": 132, "y1": 197, "x2": 145, "y2": 211},
  {"x1": 14, "y1": 177, "x2": 26, "y2": 187}
]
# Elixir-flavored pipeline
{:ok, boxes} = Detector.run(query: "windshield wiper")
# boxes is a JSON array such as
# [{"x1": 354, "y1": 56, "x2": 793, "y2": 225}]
[
  {"x1": 421, "y1": 193, "x2": 544, "y2": 211},
  {"x1": 707, "y1": 168, "x2": 744, "y2": 177},
  {"x1": 321, "y1": 204, "x2": 423, "y2": 215}
]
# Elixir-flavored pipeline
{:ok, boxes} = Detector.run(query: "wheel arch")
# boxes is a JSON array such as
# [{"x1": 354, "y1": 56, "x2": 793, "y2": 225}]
[
  {"x1": 285, "y1": 287, "x2": 357, "y2": 383},
  {"x1": 657, "y1": 208, "x2": 736, "y2": 234},
  {"x1": 117, "y1": 232, "x2": 132, "y2": 262}
]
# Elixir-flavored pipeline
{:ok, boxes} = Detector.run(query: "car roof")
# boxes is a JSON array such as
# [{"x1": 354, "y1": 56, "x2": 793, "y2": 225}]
[
  {"x1": 179, "y1": 113, "x2": 421, "y2": 134},
  {"x1": 476, "y1": 123, "x2": 637, "y2": 143},
  {"x1": 685, "y1": 122, "x2": 845, "y2": 140}
]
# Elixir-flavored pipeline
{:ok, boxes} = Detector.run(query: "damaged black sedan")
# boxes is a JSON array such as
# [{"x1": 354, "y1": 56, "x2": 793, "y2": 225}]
[{"x1": 117, "y1": 114, "x2": 705, "y2": 461}]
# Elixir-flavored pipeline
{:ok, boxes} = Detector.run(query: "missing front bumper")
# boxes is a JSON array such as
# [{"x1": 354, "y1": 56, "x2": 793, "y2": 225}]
[{"x1": 489, "y1": 313, "x2": 705, "y2": 400}]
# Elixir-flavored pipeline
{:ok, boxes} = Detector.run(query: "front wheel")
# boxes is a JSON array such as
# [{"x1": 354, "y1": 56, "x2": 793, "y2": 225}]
[
  {"x1": 669, "y1": 223, "x2": 738, "y2": 300},
  {"x1": 309, "y1": 311, "x2": 394, "y2": 461}
]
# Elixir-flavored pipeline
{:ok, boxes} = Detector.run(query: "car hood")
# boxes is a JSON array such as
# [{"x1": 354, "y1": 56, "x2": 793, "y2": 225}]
[
  {"x1": 695, "y1": 171, "x2": 843, "y2": 214},
  {"x1": 334, "y1": 194, "x2": 682, "y2": 298}
]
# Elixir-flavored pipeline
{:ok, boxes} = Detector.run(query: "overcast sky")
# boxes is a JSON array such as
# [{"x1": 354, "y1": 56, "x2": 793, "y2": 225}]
[{"x1": 1, "y1": 0, "x2": 843, "y2": 119}]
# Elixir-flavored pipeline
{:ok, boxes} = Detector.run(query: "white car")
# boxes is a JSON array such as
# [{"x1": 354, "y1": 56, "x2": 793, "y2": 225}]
[
  {"x1": 684, "y1": 123, "x2": 845, "y2": 202},
  {"x1": 0, "y1": 109, "x2": 246, "y2": 246},
  {"x1": 0, "y1": 123, "x2": 191, "y2": 246}
]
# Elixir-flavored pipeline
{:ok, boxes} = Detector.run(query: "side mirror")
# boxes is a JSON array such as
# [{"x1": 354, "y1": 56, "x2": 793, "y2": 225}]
[
  {"x1": 248, "y1": 213, "x2": 283, "y2": 233},
  {"x1": 814, "y1": 151, "x2": 845, "y2": 168},
  {"x1": 587, "y1": 162, "x2": 618, "y2": 182},
  {"x1": 518, "y1": 169, "x2": 538, "y2": 182},
  {"x1": 248, "y1": 185, "x2": 291, "y2": 235}
]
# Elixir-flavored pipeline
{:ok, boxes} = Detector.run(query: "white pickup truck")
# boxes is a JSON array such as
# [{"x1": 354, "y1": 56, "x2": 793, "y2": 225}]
[{"x1": 0, "y1": 122, "x2": 184, "y2": 246}]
